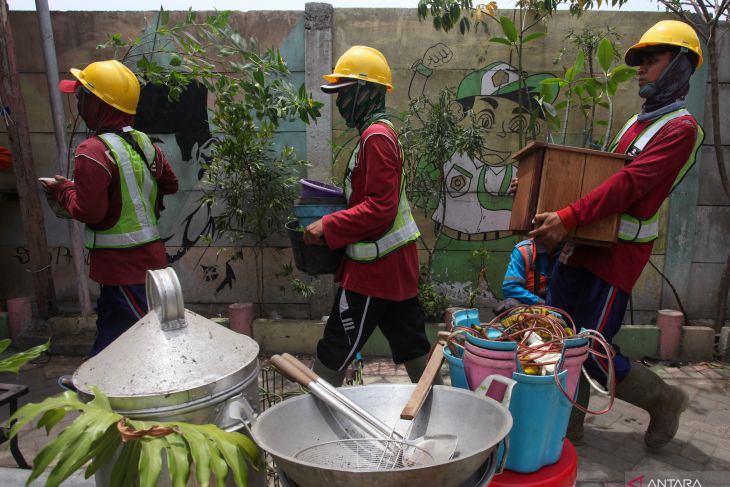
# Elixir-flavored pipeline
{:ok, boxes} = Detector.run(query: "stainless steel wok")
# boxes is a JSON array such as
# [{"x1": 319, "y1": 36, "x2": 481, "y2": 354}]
[{"x1": 251, "y1": 381, "x2": 513, "y2": 487}]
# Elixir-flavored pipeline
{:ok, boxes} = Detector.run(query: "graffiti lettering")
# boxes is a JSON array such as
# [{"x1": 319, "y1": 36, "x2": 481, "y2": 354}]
[{"x1": 14, "y1": 246, "x2": 90, "y2": 266}]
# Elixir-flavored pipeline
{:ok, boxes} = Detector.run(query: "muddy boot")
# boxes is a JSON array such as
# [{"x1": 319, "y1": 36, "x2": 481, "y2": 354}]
[
  {"x1": 312, "y1": 357, "x2": 347, "y2": 387},
  {"x1": 566, "y1": 374, "x2": 590, "y2": 446},
  {"x1": 403, "y1": 354, "x2": 444, "y2": 385},
  {"x1": 615, "y1": 364, "x2": 689, "y2": 450}
]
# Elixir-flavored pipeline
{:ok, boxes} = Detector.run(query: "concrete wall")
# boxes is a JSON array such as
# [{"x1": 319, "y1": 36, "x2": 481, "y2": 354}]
[{"x1": 1, "y1": 7, "x2": 727, "y2": 324}]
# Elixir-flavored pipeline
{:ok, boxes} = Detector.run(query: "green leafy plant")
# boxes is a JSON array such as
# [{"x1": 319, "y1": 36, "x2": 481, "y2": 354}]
[
  {"x1": 99, "y1": 9, "x2": 322, "y2": 313},
  {"x1": 0, "y1": 339, "x2": 49, "y2": 373},
  {"x1": 487, "y1": 14, "x2": 548, "y2": 147},
  {"x1": 418, "y1": 265, "x2": 450, "y2": 322},
  {"x1": 418, "y1": 1, "x2": 549, "y2": 149},
  {"x1": 466, "y1": 248, "x2": 495, "y2": 308},
  {"x1": 400, "y1": 87, "x2": 485, "y2": 275},
  {"x1": 539, "y1": 39, "x2": 636, "y2": 148},
  {"x1": 277, "y1": 262, "x2": 316, "y2": 298},
  {"x1": 7, "y1": 387, "x2": 259, "y2": 487}
]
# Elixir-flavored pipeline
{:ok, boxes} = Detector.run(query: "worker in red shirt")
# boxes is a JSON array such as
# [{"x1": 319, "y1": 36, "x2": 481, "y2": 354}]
[
  {"x1": 0, "y1": 145, "x2": 11, "y2": 171},
  {"x1": 303, "y1": 46, "x2": 434, "y2": 386},
  {"x1": 529, "y1": 21, "x2": 703, "y2": 449},
  {"x1": 41, "y1": 60, "x2": 178, "y2": 357}
]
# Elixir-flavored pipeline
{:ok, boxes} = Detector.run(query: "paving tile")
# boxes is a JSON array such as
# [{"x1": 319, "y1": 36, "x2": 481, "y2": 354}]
[
  {"x1": 576, "y1": 452, "x2": 626, "y2": 482},
  {"x1": 679, "y1": 435, "x2": 717, "y2": 464}
]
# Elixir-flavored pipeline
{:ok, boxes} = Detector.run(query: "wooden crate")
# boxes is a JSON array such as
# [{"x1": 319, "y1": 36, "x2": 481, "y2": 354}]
[{"x1": 509, "y1": 142, "x2": 632, "y2": 246}]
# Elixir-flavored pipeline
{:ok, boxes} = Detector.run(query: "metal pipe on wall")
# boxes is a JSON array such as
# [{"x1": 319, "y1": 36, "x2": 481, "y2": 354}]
[{"x1": 35, "y1": 0, "x2": 92, "y2": 316}]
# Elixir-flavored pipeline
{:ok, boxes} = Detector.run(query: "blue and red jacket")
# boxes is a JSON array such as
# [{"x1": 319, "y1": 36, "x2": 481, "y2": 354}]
[{"x1": 502, "y1": 239, "x2": 558, "y2": 305}]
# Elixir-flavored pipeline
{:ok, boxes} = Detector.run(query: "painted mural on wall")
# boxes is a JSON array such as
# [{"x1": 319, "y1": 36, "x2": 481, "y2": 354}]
[{"x1": 407, "y1": 43, "x2": 557, "y2": 303}]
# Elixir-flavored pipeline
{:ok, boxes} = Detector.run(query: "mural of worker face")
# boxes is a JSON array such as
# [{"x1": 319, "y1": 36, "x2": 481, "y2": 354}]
[{"x1": 434, "y1": 62, "x2": 556, "y2": 235}]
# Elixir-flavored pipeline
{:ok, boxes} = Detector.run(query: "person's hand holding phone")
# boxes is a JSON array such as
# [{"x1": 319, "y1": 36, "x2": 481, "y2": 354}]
[{"x1": 39, "y1": 175, "x2": 69, "y2": 193}]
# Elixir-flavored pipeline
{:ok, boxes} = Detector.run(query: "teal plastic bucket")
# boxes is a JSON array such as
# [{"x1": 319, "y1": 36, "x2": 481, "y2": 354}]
[
  {"x1": 294, "y1": 200, "x2": 346, "y2": 227},
  {"x1": 443, "y1": 346, "x2": 469, "y2": 389},
  {"x1": 492, "y1": 370, "x2": 571, "y2": 474}
]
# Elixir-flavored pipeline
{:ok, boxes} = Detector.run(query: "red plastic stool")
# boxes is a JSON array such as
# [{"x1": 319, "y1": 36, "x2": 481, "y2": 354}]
[{"x1": 488, "y1": 441, "x2": 577, "y2": 487}]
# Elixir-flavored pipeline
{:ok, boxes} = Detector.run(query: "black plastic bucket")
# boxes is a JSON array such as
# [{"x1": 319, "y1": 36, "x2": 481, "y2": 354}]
[{"x1": 285, "y1": 220, "x2": 345, "y2": 275}]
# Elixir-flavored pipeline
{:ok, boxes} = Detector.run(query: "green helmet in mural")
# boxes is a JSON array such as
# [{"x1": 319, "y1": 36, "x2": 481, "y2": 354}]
[{"x1": 456, "y1": 61, "x2": 558, "y2": 110}]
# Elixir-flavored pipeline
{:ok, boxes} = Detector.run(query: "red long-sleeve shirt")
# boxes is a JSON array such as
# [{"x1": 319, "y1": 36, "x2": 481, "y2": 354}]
[
  {"x1": 556, "y1": 114, "x2": 699, "y2": 292},
  {"x1": 51, "y1": 113, "x2": 178, "y2": 285},
  {"x1": 322, "y1": 122, "x2": 419, "y2": 301}
]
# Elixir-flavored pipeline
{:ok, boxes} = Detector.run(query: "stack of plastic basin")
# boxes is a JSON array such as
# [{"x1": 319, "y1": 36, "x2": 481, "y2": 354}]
[
  {"x1": 286, "y1": 179, "x2": 347, "y2": 275},
  {"x1": 294, "y1": 179, "x2": 346, "y2": 226},
  {"x1": 444, "y1": 310, "x2": 589, "y2": 474}
]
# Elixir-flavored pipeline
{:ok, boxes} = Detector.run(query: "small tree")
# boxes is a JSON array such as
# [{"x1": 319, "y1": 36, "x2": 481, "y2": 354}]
[
  {"x1": 538, "y1": 39, "x2": 636, "y2": 148},
  {"x1": 399, "y1": 87, "x2": 485, "y2": 273}
]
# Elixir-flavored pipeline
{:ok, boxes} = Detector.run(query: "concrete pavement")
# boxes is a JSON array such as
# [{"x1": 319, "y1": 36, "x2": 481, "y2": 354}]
[{"x1": 1, "y1": 354, "x2": 729, "y2": 486}]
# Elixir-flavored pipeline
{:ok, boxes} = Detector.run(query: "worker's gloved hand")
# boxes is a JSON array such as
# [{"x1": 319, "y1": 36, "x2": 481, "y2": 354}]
[{"x1": 493, "y1": 298, "x2": 523, "y2": 315}]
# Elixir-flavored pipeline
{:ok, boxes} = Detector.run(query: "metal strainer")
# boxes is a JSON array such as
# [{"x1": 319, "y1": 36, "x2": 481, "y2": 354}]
[{"x1": 294, "y1": 438, "x2": 434, "y2": 471}]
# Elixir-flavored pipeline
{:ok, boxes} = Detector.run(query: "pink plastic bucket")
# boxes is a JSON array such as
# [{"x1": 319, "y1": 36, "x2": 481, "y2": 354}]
[
  {"x1": 6, "y1": 296, "x2": 32, "y2": 342},
  {"x1": 463, "y1": 347, "x2": 519, "y2": 401},
  {"x1": 560, "y1": 345, "x2": 588, "y2": 399},
  {"x1": 229, "y1": 303, "x2": 254, "y2": 337}
]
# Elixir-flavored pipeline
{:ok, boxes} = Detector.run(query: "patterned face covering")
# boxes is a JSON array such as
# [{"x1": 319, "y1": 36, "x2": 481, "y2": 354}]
[
  {"x1": 640, "y1": 50, "x2": 693, "y2": 113},
  {"x1": 335, "y1": 81, "x2": 387, "y2": 131}
]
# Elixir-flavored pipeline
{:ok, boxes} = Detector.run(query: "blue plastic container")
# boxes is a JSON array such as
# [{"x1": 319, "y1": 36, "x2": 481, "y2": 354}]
[
  {"x1": 496, "y1": 370, "x2": 572, "y2": 474},
  {"x1": 294, "y1": 201, "x2": 346, "y2": 226},
  {"x1": 443, "y1": 346, "x2": 469, "y2": 389}
]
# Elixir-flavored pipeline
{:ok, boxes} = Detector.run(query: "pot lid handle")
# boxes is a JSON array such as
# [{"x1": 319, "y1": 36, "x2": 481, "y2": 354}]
[{"x1": 146, "y1": 268, "x2": 187, "y2": 331}]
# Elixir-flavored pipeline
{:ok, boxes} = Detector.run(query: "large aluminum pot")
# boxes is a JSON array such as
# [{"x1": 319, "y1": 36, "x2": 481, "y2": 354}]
[
  {"x1": 251, "y1": 382, "x2": 513, "y2": 487},
  {"x1": 71, "y1": 268, "x2": 264, "y2": 487},
  {"x1": 72, "y1": 268, "x2": 260, "y2": 422}
]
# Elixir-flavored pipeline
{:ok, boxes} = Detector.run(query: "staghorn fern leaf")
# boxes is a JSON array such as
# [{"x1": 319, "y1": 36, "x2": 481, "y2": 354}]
[
  {"x1": 7, "y1": 386, "x2": 258, "y2": 487},
  {"x1": 0, "y1": 340, "x2": 49, "y2": 374}
]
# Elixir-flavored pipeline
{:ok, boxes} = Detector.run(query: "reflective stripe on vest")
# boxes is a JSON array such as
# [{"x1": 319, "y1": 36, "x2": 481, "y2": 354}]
[
  {"x1": 344, "y1": 121, "x2": 421, "y2": 262},
  {"x1": 85, "y1": 130, "x2": 161, "y2": 249},
  {"x1": 611, "y1": 108, "x2": 704, "y2": 243}
]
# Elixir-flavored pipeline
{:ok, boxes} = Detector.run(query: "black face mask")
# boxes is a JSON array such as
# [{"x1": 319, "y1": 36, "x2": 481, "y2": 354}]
[
  {"x1": 639, "y1": 50, "x2": 693, "y2": 112},
  {"x1": 335, "y1": 81, "x2": 387, "y2": 131}
]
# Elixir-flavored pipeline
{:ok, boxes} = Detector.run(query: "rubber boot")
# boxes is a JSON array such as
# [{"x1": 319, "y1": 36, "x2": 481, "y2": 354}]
[
  {"x1": 403, "y1": 354, "x2": 444, "y2": 385},
  {"x1": 566, "y1": 374, "x2": 590, "y2": 446},
  {"x1": 312, "y1": 357, "x2": 347, "y2": 387},
  {"x1": 615, "y1": 364, "x2": 689, "y2": 450}
]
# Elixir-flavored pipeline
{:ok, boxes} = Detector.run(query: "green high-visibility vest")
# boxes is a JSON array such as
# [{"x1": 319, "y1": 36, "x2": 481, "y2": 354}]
[
  {"x1": 608, "y1": 108, "x2": 704, "y2": 243},
  {"x1": 84, "y1": 129, "x2": 161, "y2": 249},
  {"x1": 344, "y1": 121, "x2": 420, "y2": 262}
]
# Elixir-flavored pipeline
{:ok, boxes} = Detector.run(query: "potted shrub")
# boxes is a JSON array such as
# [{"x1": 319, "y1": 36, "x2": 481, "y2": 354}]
[{"x1": 509, "y1": 39, "x2": 637, "y2": 245}]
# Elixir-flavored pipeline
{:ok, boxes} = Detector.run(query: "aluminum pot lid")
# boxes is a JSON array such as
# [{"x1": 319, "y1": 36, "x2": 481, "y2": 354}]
[{"x1": 73, "y1": 268, "x2": 259, "y2": 398}]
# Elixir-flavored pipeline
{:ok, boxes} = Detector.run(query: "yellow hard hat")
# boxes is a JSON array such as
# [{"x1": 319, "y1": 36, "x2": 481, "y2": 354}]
[
  {"x1": 62, "y1": 60, "x2": 140, "y2": 114},
  {"x1": 625, "y1": 20, "x2": 703, "y2": 69},
  {"x1": 322, "y1": 46, "x2": 393, "y2": 91}
]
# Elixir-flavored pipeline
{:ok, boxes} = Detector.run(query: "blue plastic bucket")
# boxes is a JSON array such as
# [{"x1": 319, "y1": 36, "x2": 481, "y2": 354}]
[
  {"x1": 492, "y1": 370, "x2": 571, "y2": 474},
  {"x1": 294, "y1": 194, "x2": 347, "y2": 227},
  {"x1": 443, "y1": 346, "x2": 469, "y2": 389}
]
